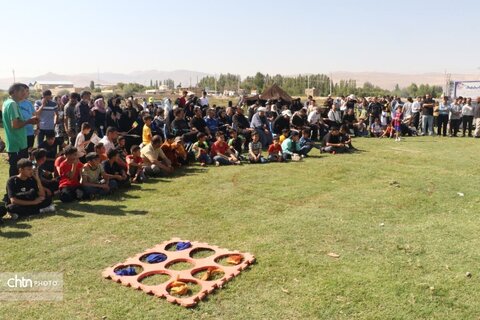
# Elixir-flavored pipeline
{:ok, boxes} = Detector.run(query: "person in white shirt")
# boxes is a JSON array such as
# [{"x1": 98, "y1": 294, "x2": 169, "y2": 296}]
[
  {"x1": 449, "y1": 98, "x2": 462, "y2": 137},
  {"x1": 461, "y1": 98, "x2": 474, "y2": 137},
  {"x1": 328, "y1": 104, "x2": 342, "y2": 125},
  {"x1": 198, "y1": 91, "x2": 209, "y2": 107},
  {"x1": 474, "y1": 97, "x2": 480, "y2": 138},
  {"x1": 75, "y1": 122, "x2": 100, "y2": 158},
  {"x1": 402, "y1": 97, "x2": 413, "y2": 119},
  {"x1": 411, "y1": 96, "x2": 422, "y2": 130},
  {"x1": 308, "y1": 106, "x2": 328, "y2": 141},
  {"x1": 437, "y1": 96, "x2": 450, "y2": 137},
  {"x1": 99, "y1": 127, "x2": 118, "y2": 153}
]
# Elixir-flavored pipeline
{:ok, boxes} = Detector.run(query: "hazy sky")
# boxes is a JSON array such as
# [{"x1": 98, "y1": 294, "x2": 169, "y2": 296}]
[{"x1": 0, "y1": 0, "x2": 478, "y2": 79}]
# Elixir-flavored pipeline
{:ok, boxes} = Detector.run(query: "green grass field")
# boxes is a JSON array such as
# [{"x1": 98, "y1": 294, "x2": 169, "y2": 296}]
[{"x1": 1, "y1": 137, "x2": 480, "y2": 319}]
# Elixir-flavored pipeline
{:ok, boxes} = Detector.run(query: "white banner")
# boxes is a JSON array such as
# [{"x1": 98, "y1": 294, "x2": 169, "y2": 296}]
[{"x1": 454, "y1": 81, "x2": 480, "y2": 98}]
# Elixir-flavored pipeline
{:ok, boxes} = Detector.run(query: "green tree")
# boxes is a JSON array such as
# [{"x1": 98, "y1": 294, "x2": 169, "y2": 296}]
[
  {"x1": 253, "y1": 72, "x2": 265, "y2": 92},
  {"x1": 89, "y1": 80, "x2": 95, "y2": 90}
]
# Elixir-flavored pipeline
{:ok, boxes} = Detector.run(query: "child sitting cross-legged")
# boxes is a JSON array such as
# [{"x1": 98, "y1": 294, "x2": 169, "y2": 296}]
[
  {"x1": 228, "y1": 129, "x2": 244, "y2": 160},
  {"x1": 32, "y1": 148, "x2": 59, "y2": 197},
  {"x1": 81, "y1": 152, "x2": 111, "y2": 198},
  {"x1": 58, "y1": 146, "x2": 86, "y2": 202},
  {"x1": 172, "y1": 136, "x2": 189, "y2": 166},
  {"x1": 267, "y1": 136, "x2": 284, "y2": 162},
  {"x1": 211, "y1": 131, "x2": 241, "y2": 166},
  {"x1": 192, "y1": 132, "x2": 212, "y2": 167},
  {"x1": 248, "y1": 132, "x2": 268, "y2": 164},
  {"x1": 281, "y1": 130, "x2": 302, "y2": 160},
  {"x1": 161, "y1": 134, "x2": 180, "y2": 168},
  {"x1": 102, "y1": 149, "x2": 131, "y2": 191},
  {"x1": 126, "y1": 145, "x2": 146, "y2": 183},
  {"x1": 4, "y1": 158, "x2": 55, "y2": 220},
  {"x1": 94, "y1": 142, "x2": 108, "y2": 162}
]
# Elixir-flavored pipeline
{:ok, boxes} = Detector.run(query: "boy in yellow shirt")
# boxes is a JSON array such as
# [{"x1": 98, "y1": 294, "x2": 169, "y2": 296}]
[{"x1": 142, "y1": 115, "x2": 153, "y2": 145}]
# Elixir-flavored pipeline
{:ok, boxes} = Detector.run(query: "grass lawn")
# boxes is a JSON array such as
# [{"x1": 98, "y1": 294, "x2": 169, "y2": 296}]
[{"x1": 1, "y1": 136, "x2": 480, "y2": 319}]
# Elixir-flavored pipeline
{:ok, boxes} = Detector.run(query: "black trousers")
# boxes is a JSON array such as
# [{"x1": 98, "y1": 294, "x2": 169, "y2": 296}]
[
  {"x1": 450, "y1": 119, "x2": 461, "y2": 136},
  {"x1": 437, "y1": 114, "x2": 449, "y2": 136},
  {"x1": 8, "y1": 148, "x2": 29, "y2": 177},
  {"x1": 412, "y1": 113, "x2": 420, "y2": 130},
  {"x1": 59, "y1": 186, "x2": 84, "y2": 203},
  {"x1": 462, "y1": 116, "x2": 474, "y2": 136},
  {"x1": 38, "y1": 130, "x2": 55, "y2": 145},
  {"x1": 6, "y1": 196, "x2": 52, "y2": 216},
  {"x1": 27, "y1": 135, "x2": 35, "y2": 149}
]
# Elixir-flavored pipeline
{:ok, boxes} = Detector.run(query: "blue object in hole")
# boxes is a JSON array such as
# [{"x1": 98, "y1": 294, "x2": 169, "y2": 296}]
[
  {"x1": 115, "y1": 266, "x2": 137, "y2": 276},
  {"x1": 176, "y1": 242, "x2": 191, "y2": 251},
  {"x1": 146, "y1": 253, "x2": 167, "y2": 263}
]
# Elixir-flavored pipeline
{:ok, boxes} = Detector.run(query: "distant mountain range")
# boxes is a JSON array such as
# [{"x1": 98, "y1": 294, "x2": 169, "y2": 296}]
[
  {"x1": 0, "y1": 70, "x2": 478, "y2": 91},
  {"x1": 329, "y1": 71, "x2": 479, "y2": 90},
  {"x1": 0, "y1": 70, "x2": 210, "y2": 90}
]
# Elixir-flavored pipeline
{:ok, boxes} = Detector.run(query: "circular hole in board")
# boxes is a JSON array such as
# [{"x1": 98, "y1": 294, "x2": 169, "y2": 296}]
[
  {"x1": 139, "y1": 252, "x2": 168, "y2": 264},
  {"x1": 166, "y1": 278, "x2": 202, "y2": 298},
  {"x1": 113, "y1": 264, "x2": 144, "y2": 276},
  {"x1": 214, "y1": 254, "x2": 244, "y2": 266},
  {"x1": 138, "y1": 271, "x2": 172, "y2": 286},
  {"x1": 191, "y1": 266, "x2": 225, "y2": 281},
  {"x1": 189, "y1": 248, "x2": 216, "y2": 259},
  {"x1": 165, "y1": 259, "x2": 195, "y2": 271}
]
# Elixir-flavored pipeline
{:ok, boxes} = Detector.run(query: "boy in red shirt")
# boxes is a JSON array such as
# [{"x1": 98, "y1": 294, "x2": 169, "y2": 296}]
[
  {"x1": 95, "y1": 143, "x2": 108, "y2": 162},
  {"x1": 211, "y1": 131, "x2": 240, "y2": 166},
  {"x1": 126, "y1": 145, "x2": 146, "y2": 183},
  {"x1": 58, "y1": 146, "x2": 85, "y2": 202},
  {"x1": 54, "y1": 151, "x2": 66, "y2": 177},
  {"x1": 161, "y1": 134, "x2": 180, "y2": 168},
  {"x1": 268, "y1": 136, "x2": 284, "y2": 162}
]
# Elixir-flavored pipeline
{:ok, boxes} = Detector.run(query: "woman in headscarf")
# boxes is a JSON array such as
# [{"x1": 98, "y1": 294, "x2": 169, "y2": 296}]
[
  {"x1": 106, "y1": 95, "x2": 123, "y2": 129},
  {"x1": 92, "y1": 97, "x2": 107, "y2": 137}
]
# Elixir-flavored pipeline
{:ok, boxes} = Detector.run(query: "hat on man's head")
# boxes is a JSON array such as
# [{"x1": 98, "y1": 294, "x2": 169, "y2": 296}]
[
  {"x1": 281, "y1": 110, "x2": 292, "y2": 117},
  {"x1": 257, "y1": 107, "x2": 267, "y2": 112}
]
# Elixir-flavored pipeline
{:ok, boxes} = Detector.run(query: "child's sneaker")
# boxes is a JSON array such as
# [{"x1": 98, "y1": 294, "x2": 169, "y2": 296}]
[
  {"x1": 39, "y1": 204, "x2": 56, "y2": 214},
  {"x1": 215, "y1": 161, "x2": 220, "y2": 167},
  {"x1": 75, "y1": 189, "x2": 84, "y2": 200},
  {"x1": 3, "y1": 212, "x2": 19, "y2": 220}
]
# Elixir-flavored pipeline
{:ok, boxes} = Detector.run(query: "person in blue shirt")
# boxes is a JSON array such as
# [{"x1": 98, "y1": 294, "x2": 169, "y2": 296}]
[
  {"x1": 281, "y1": 130, "x2": 301, "y2": 160},
  {"x1": 438, "y1": 96, "x2": 450, "y2": 137},
  {"x1": 19, "y1": 87, "x2": 36, "y2": 149},
  {"x1": 34, "y1": 89, "x2": 58, "y2": 144},
  {"x1": 298, "y1": 129, "x2": 318, "y2": 156},
  {"x1": 204, "y1": 108, "x2": 219, "y2": 139}
]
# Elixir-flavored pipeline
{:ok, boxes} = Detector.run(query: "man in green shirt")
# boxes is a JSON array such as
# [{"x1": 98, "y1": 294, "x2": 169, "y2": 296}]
[{"x1": 2, "y1": 83, "x2": 38, "y2": 176}]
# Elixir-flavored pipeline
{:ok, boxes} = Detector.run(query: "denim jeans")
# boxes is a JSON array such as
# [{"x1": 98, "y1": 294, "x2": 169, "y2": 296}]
[
  {"x1": 422, "y1": 115, "x2": 434, "y2": 135},
  {"x1": 213, "y1": 155, "x2": 231, "y2": 165}
]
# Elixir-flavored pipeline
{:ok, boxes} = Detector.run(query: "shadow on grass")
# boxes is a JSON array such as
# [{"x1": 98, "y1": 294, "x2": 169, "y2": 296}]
[
  {"x1": 143, "y1": 166, "x2": 206, "y2": 183},
  {"x1": 405, "y1": 138, "x2": 439, "y2": 143},
  {"x1": 57, "y1": 202, "x2": 148, "y2": 216},
  {"x1": 0, "y1": 222, "x2": 32, "y2": 238}
]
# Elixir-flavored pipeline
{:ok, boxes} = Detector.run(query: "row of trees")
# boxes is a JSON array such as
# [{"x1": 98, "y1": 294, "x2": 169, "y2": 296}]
[
  {"x1": 196, "y1": 72, "x2": 444, "y2": 98},
  {"x1": 148, "y1": 79, "x2": 175, "y2": 90}
]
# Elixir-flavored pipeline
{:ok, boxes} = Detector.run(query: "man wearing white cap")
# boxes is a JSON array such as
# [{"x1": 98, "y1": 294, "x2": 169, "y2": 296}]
[
  {"x1": 250, "y1": 106, "x2": 272, "y2": 148},
  {"x1": 308, "y1": 106, "x2": 328, "y2": 141},
  {"x1": 272, "y1": 109, "x2": 291, "y2": 135}
]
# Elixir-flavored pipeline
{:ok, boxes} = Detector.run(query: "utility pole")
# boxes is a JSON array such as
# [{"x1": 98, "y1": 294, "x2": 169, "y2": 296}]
[
  {"x1": 329, "y1": 73, "x2": 333, "y2": 95},
  {"x1": 12, "y1": 69, "x2": 16, "y2": 83}
]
